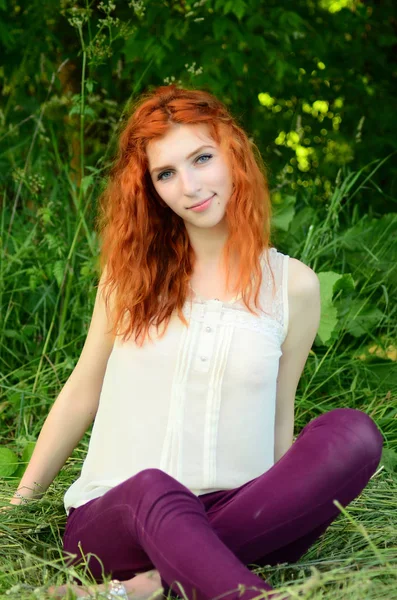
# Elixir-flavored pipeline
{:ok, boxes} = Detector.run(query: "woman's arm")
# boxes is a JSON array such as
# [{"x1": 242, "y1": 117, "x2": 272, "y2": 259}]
[
  {"x1": 274, "y1": 258, "x2": 321, "y2": 464},
  {"x1": 10, "y1": 270, "x2": 116, "y2": 505}
]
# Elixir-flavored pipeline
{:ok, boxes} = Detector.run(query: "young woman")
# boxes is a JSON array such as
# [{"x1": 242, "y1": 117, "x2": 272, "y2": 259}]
[{"x1": 11, "y1": 85, "x2": 383, "y2": 600}]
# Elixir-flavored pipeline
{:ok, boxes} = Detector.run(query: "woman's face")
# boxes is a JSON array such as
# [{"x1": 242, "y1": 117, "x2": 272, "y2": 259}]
[{"x1": 146, "y1": 123, "x2": 233, "y2": 228}]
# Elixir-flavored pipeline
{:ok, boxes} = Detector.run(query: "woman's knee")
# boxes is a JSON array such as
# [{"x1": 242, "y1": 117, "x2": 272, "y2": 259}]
[
  {"x1": 132, "y1": 468, "x2": 170, "y2": 486},
  {"x1": 119, "y1": 468, "x2": 171, "y2": 497},
  {"x1": 308, "y1": 407, "x2": 383, "y2": 464},
  {"x1": 126, "y1": 468, "x2": 199, "y2": 498}
]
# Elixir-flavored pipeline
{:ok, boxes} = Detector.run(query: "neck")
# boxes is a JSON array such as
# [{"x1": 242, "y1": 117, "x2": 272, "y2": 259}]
[{"x1": 184, "y1": 218, "x2": 229, "y2": 267}]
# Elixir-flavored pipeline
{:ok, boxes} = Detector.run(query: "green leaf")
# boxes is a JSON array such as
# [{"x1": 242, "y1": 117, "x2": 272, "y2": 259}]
[
  {"x1": 86, "y1": 78, "x2": 96, "y2": 93},
  {"x1": 84, "y1": 105, "x2": 96, "y2": 119},
  {"x1": 12, "y1": 442, "x2": 36, "y2": 479},
  {"x1": 220, "y1": 0, "x2": 238, "y2": 17},
  {"x1": 317, "y1": 271, "x2": 344, "y2": 345},
  {"x1": 272, "y1": 195, "x2": 296, "y2": 232},
  {"x1": 0, "y1": 448, "x2": 19, "y2": 477},
  {"x1": 212, "y1": 19, "x2": 229, "y2": 39},
  {"x1": 81, "y1": 174, "x2": 94, "y2": 195},
  {"x1": 53, "y1": 261, "x2": 66, "y2": 287},
  {"x1": 381, "y1": 447, "x2": 397, "y2": 474},
  {"x1": 230, "y1": 0, "x2": 247, "y2": 20},
  {"x1": 214, "y1": 0, "x2": 225, "y2": 10},
  {"x1": 68, "y1": 94, "x2": 81, "y2": 117},
  {"x1": 3, "y1": 329, "x2": 22, "y2": 340},
  {"x1": 332, "y1": 273, "x2": 355, "y2": 295},
  {"x1": 343, "y1": 303, "x2": 385, "y2": 338},
  {"x1": 21, "y1": 441, "x2": 36, "y2": 466}
]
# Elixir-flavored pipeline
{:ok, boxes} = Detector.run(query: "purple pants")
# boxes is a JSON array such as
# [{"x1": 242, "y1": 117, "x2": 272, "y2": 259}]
[{"x1": 63, "y1": 408, "x2": 383, "y2": 600}]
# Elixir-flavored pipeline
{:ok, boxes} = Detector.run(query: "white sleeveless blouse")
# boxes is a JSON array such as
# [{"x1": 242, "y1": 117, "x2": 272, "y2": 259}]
[{"x1": 63, "y1": 247, "x2": 290, "y2": 515}]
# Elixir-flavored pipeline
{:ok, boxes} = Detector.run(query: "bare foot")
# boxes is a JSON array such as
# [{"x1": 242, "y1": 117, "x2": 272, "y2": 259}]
[
  {"x1": 124, "y1": 569, "x2": 164, "y2": 599},
  {"x1": 48, "y1": 569, "x2": 164, "y2": 599}
]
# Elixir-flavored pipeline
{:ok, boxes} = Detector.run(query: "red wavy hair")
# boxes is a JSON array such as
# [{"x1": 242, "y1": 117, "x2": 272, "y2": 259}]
[{"x1": 96, "y1": 84, "x2": 276, "y2": 346}]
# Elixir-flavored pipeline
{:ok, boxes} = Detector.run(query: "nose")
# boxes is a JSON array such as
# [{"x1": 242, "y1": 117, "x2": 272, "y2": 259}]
[{"x1": 180, "y1": 167, "x2": 201, "y2": 196}]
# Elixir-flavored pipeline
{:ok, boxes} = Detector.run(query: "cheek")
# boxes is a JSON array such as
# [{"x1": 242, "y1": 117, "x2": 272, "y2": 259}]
[
  {"x1": 154, "y1": 183, "x2": 173, "y2": 205},
  {"x1": 157, "y1": 189, "x2": 185, "y2": 213},
  {"x1": 214, "y1": 163, "x2": 232, "y2": 187}
]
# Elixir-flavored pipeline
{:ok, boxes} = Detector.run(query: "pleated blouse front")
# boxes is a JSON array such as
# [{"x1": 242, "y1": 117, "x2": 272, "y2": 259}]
[{"x1": 63, "y1": 247, "x2": 290, "y2": 516}]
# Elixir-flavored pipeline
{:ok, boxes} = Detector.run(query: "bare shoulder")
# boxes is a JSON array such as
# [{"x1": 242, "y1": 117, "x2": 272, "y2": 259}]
[
  {"x1": 287, "y1": 257, "x2": 320, "y2": 299},
  {"x1": 281, "y1": 256, "x2": 321, "y2": 351}
]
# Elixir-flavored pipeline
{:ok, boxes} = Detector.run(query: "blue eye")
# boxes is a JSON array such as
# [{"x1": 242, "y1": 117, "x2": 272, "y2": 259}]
[
  {"x1": 196, "y1": 153, "x2": 213, "y2": 163},
  {"x1": 157, "y1": 154, "x2": 213, "y2": 181}
]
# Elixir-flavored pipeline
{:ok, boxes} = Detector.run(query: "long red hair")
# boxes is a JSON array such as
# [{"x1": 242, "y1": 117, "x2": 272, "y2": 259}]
[{"x1": 96, "y1": 84, "x2": 276, "y2": 346}]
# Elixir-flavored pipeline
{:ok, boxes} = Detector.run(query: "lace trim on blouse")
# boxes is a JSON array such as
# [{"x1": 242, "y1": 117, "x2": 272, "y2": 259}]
[{"x1": 184, "y1": 248, "x2": 287, "y2": 345}]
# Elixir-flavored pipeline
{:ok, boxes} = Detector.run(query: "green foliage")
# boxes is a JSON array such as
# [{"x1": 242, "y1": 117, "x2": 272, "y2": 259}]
[
  {"x1": 381, "y1": 447, "x2": 397, "y2": 474},
  {"x1": 0, "y1": 441, "x2": 35, "y2": 479},
  {"x1": 0, "y1": 448, "x2": 18, "y2": 477},
  {"x1": 0, "y1": 0, "x2": 396, "y2": 202},
  {"x1": 316, "y1": 271, "x2": 345, "y2": 344}
]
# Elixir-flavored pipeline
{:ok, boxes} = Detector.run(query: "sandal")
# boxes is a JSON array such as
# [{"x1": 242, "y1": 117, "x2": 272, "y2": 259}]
[
  {"x1": 80, "y1": 579, "x2": 129, "y2": 600},
  {"x1": 79, "y1": 579, "x2": 129, "y2": 599}
]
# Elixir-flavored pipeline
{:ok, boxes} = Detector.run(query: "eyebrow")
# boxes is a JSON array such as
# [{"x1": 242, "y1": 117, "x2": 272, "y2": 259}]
[{"x1": 150, "y1": 145, "x2": 215, "y2": 175}]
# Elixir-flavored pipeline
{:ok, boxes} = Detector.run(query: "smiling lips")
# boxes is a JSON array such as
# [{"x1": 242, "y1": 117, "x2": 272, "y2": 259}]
[{"x1": 189, "y1": 194, "x2": 215, "y2": 209}]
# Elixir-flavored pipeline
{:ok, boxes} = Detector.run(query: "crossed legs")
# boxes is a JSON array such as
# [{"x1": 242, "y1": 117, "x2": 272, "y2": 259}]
[{"x1": 63, "y1": 408, "x2": 383, "y2": 600}]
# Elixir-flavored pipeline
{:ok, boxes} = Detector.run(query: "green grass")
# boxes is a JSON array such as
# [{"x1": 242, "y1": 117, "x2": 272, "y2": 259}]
[{"x1": 0, "y1": 463, "x2": 396, "y2": 599}]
